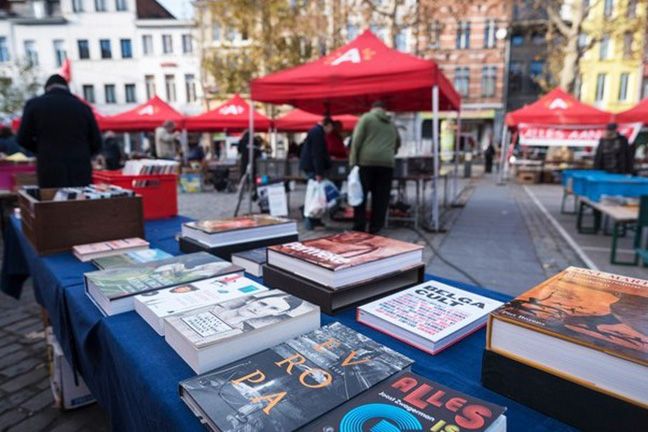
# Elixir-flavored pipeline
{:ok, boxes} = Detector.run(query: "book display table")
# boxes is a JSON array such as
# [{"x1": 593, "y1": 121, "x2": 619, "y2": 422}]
[{"x1": 1, "y1": 215, "x2": 576, "y2": 431}]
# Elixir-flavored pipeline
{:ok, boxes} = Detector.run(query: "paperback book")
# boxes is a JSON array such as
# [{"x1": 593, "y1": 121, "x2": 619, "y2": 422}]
[
  {"x1": 179, "y1": 322, "x2": 413, "y2": 432},
  {"x1": 231, "y1": 248, "x2": 266, "y2": 277},
  {"x1": 165, "y1": 290, "x2": 320, "y2": 373},
  {"x1": 267, "y1": 232, "x2": 423, "y2": 289},
  {"x1": 487, "y1": 266, "x2": 648, "y2": 408},
  {"x1": 182, "y1": 215, "x2": 297, "y2": 247},
  {"x1": 358, "y1": 280, "x2": 503, "y2": 354},
  {"x1": 92, "y1": 248, "x2": 173, "y2": 269},
  {"x1": 85, "y1": 252, "x2": 243, "y2": 316},
  {"x1": 73, "y1": 237, "x2": 149, "y2": 262},
  {"x1": 305, "y1": 371, "x2": 507, "y2": 432},
  {"x1": 134, "y1": 273, "x2": 269, "y2": 335}
]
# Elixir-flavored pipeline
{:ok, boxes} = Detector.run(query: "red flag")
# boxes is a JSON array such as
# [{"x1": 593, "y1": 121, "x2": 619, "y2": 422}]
[{"x1": 59, "y1": 58, "x2": 71, "y2": 82}]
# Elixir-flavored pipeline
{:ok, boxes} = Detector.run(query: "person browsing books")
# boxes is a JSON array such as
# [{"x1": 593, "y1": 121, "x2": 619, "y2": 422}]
[
  {"x1": 349, "y1": 101, "x2": 400, "y2": 234},
  {"x1": 300, "y1": 117, "x2": 334, "y2": 230},
  {"x1": 17, "y1": 74, "x2": 102, "y2": 188}
]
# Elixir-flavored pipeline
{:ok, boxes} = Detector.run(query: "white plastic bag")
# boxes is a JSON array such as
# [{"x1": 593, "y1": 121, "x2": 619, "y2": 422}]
[
  {"x1": 303, "y1": 179, "x2": 327, "y2": 218},
  {"x1": 321, "y1": 179, "x2": 340, "y2": 209},
  {"x1": 347, "y1": 166, "x2": 364, "y2": 207}
]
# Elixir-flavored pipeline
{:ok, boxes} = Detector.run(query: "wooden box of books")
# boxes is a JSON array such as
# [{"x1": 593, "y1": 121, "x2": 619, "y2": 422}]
[{"x1": 19, "y1": 188, "x2": 145, "y2": 255}]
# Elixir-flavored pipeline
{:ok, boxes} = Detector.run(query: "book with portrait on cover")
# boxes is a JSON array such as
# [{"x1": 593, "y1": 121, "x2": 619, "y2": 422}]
[
  {"x1": 181, "y1": 215, "x2": 297, "y2": 247},
  {"x1": 267, "y1": 232, "x2": 423, "y2": 289},
  {"x1": 84, "y1": 252, "x2": 243, "y2": 316},
  {"x1": 179, "y1": 322, "x2": 413, "y2": 432},
  {"x1": 487, "y1": 267, "x2": 648, "y2": 408},
  {"x1": 358, "y1": 280, "x2": 503, "y2": 354},
  {"x1": 133, "y1": 273, "x2": 269, "y2": 335},
  {"x1": 165, "y1": 290, "x2": 319, "y2": 373},
  {"x1": 305, "y1": 371, "x2": 507, "y2": 432}
]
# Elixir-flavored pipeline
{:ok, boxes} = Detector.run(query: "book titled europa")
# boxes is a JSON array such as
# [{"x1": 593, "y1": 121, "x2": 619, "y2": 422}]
[
  {"x1": 358, "y1": 280, "x2": 503, "y2": 354},
  {"x1": 179, "y1": 322, "x2": 413, "y2": 432}
]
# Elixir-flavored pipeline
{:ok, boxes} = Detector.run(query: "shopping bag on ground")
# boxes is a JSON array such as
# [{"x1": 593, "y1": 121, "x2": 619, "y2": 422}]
[
  {"x1": 303, "y1": 179, "x2": 327, "y2": 218},
  {"x1": 347, "y1": 166, "x2": 363, "y2": 207},
  {"x1": 322, "y1": 180, "x2": 340, "y2": 209}
]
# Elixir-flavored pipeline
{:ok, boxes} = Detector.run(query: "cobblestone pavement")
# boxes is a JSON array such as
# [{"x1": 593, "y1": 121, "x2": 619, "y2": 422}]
[{"x1": 0, "y1": 172, "x2": 595, "y2": 431}]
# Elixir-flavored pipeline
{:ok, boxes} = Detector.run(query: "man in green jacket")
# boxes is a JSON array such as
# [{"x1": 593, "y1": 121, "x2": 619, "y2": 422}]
[{"x1": 349, "y1": 101, "x2": 400, "y2": 234}]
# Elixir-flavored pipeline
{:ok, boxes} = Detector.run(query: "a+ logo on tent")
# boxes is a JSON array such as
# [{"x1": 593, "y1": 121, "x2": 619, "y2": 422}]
[
  {"x1": 547, "y1": 98, "x2": 569, "y2": 110},
  {"x1": 219, "y1": 105, "x2": 245, "y2": 115},
  {"x1": 328, "y1": 47, "x2": 376, "y2": 66}
]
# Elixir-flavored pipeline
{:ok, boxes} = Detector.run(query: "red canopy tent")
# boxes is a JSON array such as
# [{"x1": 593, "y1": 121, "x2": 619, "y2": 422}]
[
  {"x1": 249, "y1": 30, "x2": 461, "y2": 230},
  {"x1": 250, "y1": 30, "x2": 459, "y2": 115},
  {"x1": 101, "y1": 96, "x2": 185, "y2": 132},
  {"x1": 275, "y1": 109, "x2": 358, "y2": 132},
  {"x1": 185, "y1": 94, "x2": 272, "y2": 132},
  {"x1": 615, "y1": 98, "x2": 648, "y2": 124},
  {"x1": 506, "y1": 88, "x2": 612, "y2": 126}
]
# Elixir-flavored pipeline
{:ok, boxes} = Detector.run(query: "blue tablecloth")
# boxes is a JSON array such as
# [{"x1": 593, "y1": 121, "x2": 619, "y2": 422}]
[{"x1": 1, "y1": 215, "x2": 575, "y2": 432}]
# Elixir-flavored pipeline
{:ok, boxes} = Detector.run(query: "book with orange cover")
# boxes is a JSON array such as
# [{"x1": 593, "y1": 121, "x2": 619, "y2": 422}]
[
  {"x1": 487, "y1": 267, "x2": 648, "y2": 407},
  {"x1": 181, "y1": 215, "x2": 297, "y2": 248}
]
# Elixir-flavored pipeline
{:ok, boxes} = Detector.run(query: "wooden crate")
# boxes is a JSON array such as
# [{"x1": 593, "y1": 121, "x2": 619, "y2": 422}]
[{"x1": 19, "y1": 189, "x2": 145, "y2": 255}]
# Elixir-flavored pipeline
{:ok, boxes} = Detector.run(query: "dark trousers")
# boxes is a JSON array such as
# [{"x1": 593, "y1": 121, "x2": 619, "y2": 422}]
[{"x1": 353, "y1": 166, "x2": 393, "y2": 234}]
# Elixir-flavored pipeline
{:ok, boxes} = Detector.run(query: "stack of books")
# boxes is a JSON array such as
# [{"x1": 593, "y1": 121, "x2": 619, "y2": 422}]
[
  {"x1": 482, "y1": 267, "x2": 648, "y2": 430},
  {"x1": 179, "y1": 215, "x2": 298, "y2": 260},
  {"x1": 73, "y1": 238, "x2": 149, "y2": 262},
  {"x1": 358, "y1": 279, "x2": 503, "y2": 354},
  {"x1": 84, "y1": 252, "x2": 243, "y2": 316},
  {"x1": 123, "y1": 159, "x2": 179, "y2": 175},
  {"x1": 263, "y1": 232, "x2": 424, "y2": 313},
  {"x1": 231, "y1": 247, "x2": 266, "y2": 277}
]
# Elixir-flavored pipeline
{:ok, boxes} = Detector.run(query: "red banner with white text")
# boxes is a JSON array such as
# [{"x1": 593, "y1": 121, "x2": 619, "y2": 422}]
[{"x1": 517, "y1": 123, "x2": 642, "y2": 147}]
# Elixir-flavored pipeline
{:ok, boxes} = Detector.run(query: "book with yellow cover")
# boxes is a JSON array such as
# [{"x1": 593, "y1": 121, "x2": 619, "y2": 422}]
[{"x1": 487, "y1": 267, "x2": 648, "y2": 408}]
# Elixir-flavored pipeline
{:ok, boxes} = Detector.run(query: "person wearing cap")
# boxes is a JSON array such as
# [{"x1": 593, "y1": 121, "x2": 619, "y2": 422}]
[
  {"x1": 594, "y1": 123, "x2": 633, "y2": 174},
  {"x1": 17, "y1": 74, "x2": 102, "y2": 188},
  {"x1": 154, "y1": 120, "x2": 180, "y2": 160}
]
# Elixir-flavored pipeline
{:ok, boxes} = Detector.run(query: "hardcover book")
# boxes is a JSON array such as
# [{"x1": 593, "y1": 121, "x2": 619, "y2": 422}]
[
  {"x1": 267, "y1": 232, "x2": 423, "y2": 289},
  {"x1": 85, "y1": 252, "x2": 243, "y2": 316},
  {"x1": 487, "y1": 266, "x2": 648, "y2": 408},
  {"x1": 185, "y1": 215, "x2": 293, "y2": 234},
  {"x1": 306, "y1": 371, "x2": 507, "y2": 432},
  {"x1": 231, "y1": 248, "x2": 266, "y2": 277},
  {"x1": 181, "y1": 215, "x2": 297, "y2": 248},
  {"x1": 73, "y1": 237, "x2": 149, "y2": 262},
  {"x1": 179, "y1": 322, "x2": 413, "y2": 432},
  {"x1": 92, "y1": 248, "x2": 173, "y2": 269},
  {"x1": 165, "y1": 290, "x2": 320, "y2": 373},
  {"x1": 358, "y1": 280, "x2": 503, "y2": 354},
  {"x1": 134, "y1": 273, "x2": 269, "y2": 335}
]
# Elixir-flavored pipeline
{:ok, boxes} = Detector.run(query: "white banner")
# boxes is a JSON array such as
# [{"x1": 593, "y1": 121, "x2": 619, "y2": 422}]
[{"x1": 517, "y1": 123, "x2": 642, "y2": 147}]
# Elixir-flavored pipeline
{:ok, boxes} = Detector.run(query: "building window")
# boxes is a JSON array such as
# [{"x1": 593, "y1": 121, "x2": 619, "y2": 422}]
[
  {"x1": 511, "y1": 33, "x2": 524, "y2": 46},
  {"x1": 456, "y1": 21, "x2": 470, "y2": 49},
  {"x1": 370, "y1": 25, "x2": 386, "y2": 42},
  {"x1": 428, "y1": 20, "x2": 441, "y2": 49},
  {"x1": 577, "y1": 33, "x2": 588, "y2": 49},
  {"x1": 181, "y1": 34, "x2": 193, "y2": 53},
  {"x1": 162, "y1": 35, "x2": 173, "y2": 54},
  {"x1": 99, "y1": 39, "x2": 112, "y2": 59},
  {"x1": 627, "y1": 0, "x2": 637, "y2": 17},
  {"x1": 508, "y1": 62, "x2": 523, "y2": 92},
  {"x1": 164, "y1": 74, "x2": 176, "y2": 102},
  {"x1": 95, "y1": 0, "x2": 106, "y2": 12},
  {"x1": 115, "y1": 0, "x2": 126, "y2": 11},
  {"x1": 595, "y1": 73, "x2": 606, "y2": 102},
  {"x1": 53, "y1": 40, "x2": 66, "y2": 67},
  {"x1": 24, "y1": 40, "x2": 38, "y2": 66},
  {"x1": 346, "y1": 23, "x2": 358, "y2": 41},
  {"x1": 454, "y1": 67, "x2": 470, "y2": 97},
  {"x1": 82, "y1": 84, "x2": 95, "y2": 103},
  {"x1": 529, "y1": 60, "x2": 544, "y2": 90},
  {"x1": 623, "y1": 32, "x2": 633, "y2": 58},
  {"x1": 483, "y1": 19, "x2": 496, "y2": 49},
  {"x1": 125, "y1": 84, "x2": 136, "y2": 103},
  {"x1": 185, "y1": 74, "x2": 196, "y2": 103},
  {"x1": 599, "y1": 35, "x2": 609, "y2": 60},
  {"x1": 531, "y1": 32, "x2": 545, "y2": 45},
  {"x1": 77, "y1": 39, "x2": 90, "y2": 59},
  {"x1": 0, "y1": 37, "x2": 9, "y2": 62},
  {"x1": 145, "y1": 75, "x2": 156, "y2": 99},
  {"x1": 395, "y1": 29, "x2": 408, "y2": 51},
  {"x1": 481, "y1": 66, "x2": 497, "y2": 97},
  {"x1": 120, "y1": 39, "x2": 132, "y2": 58},
  {"x1": 142, "y1": 35, "x2": 153, "y2": 55},
  {"x1": 104, "y1": 84, "x2": 116, "y2": 104},
  {"x1": 212, "y1": 23, "x2": 221, "y2": 42},
  {"x1": 574, "y1": 74, "x2": 583, "y2": 99},
  {"x1": 72, "y1": 0, "x2": 83, "y2": 12},
  {"x1": 618, "y1": 73, "x2": 629, "y2": 101},
  {"x1": 603, "y1": 0, "x2": 614, "y2": 17}
]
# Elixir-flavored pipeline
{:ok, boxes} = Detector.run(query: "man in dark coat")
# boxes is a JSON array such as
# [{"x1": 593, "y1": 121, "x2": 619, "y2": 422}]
[
  {"x1": 17, "y1": 74, "x2": 102, "y2": 188},
  {"x1": 594, "y1": 123, "x2": 633, "y2": 174},
  {"x1": 300, "y1": 117, "x2": 333, "y2": 230}
]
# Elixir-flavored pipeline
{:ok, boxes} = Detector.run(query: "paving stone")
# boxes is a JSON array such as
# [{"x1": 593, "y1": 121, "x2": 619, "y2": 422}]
[
  {"x1": 20, "y1": 388, "x2": 53, "y2": 414},
  {"x1": 0, "y1": 407, "x2": 27, "y2": 431},
  {"x1": 0, "y1": 351, "x2": 31, "y2": 371},
  {"x1": 6, "y1": 407, "x2": 58, "y2": 432},
  {"x1": 0, "y1": 388, "x2": 34, "y2": 415},
  {"x1": 0, "y1": 313, "x2": 29, "y2": 329},
  {"x1": 0, "y1": 367, "x2": 48, "y2": 393},
  {"x1": 0, "y1": 344, "x2": 21, "y2": 359},
  {"x1": 0, "y1": 358, "x2": 43, "y2": 379}
]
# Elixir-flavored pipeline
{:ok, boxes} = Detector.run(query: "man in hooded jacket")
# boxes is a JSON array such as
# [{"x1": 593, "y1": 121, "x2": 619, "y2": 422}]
[{"x1": 349, "y1": 101, "x2": 400, "y2": 234}]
